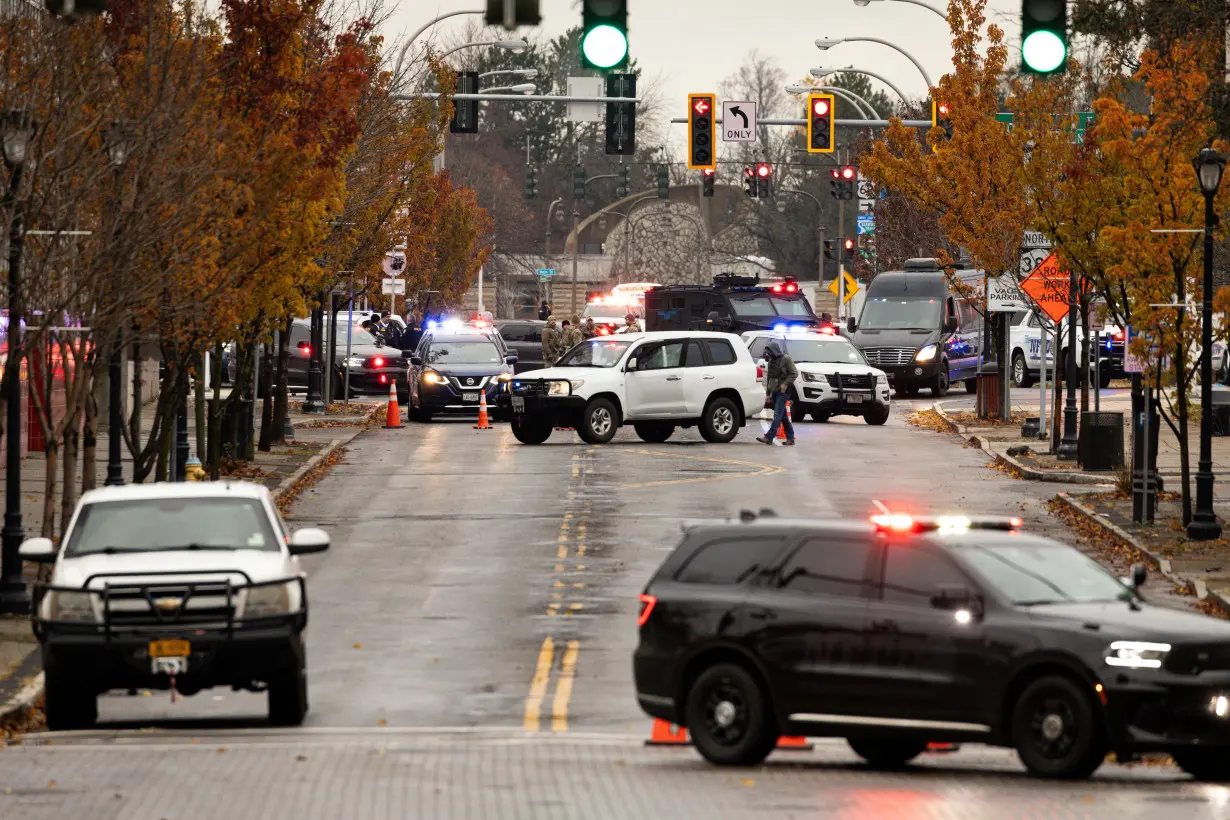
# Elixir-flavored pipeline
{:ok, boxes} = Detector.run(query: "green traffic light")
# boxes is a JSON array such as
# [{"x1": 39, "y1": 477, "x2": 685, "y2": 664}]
[
  {"x1": 1022, "y1": 30, "x2": 1066, "y2": 73},
  {"x1": 582, "y1": 24, "x2": 628, "y2": 69}
]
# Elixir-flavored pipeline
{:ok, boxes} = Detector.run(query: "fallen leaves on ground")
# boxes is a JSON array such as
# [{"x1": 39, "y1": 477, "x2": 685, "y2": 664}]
[
  {"x1": 219, "y1": 458, "x2": 270, "y2": 480},
  {"x1": 274, "y1": 446, "x2": 348, "y2": 516},
  {"x1": 987, "y1": 459, "x2": 1023, "y2": 480},
  {"x1": 948, "y1": 410, "x2": 1031, "y2": 426},
  {"x1": 0, "y1": 693, "x2": 45, "y2": 744},
  {"x1": 906, "y1": 408, "x2": 955, "y2": 433}
]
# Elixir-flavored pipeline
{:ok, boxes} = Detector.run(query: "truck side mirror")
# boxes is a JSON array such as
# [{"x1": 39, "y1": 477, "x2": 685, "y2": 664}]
[
  {"x1": 944, "y1": 318, "x2": 958, "y2": 334},
  {"x1": 626, "y1": 357, "x2": 638, "y2": 372}
]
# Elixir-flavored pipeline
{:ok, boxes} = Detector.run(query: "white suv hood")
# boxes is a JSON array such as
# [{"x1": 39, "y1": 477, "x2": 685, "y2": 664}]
[
  {"x1": 55, "y1": 549, "x2": 294, "y2": 590},
  {"x1": 797, "y1": 361, "x2": 886, "y2": 379}
]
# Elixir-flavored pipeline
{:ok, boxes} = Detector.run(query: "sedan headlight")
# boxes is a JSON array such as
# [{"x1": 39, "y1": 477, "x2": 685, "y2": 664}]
[
  {"x1": 569, "y1": 379, "x2": 585, "y2": 391},
  {"x1": 1105, "y1": 640, "x2": 1170, "y2": 669},
  {"x1": 915, "y1": 344, "x2": 938, "y2": 363},
  {"x1": 422, "y1": 369, "x2": 448, "y2": 385},
  {"x1": 48, "y1": 590, "x2": 96, "y2": 622},
  {"x1": 343, "y1": 357, "x2": 364, "y2": 369},
  {"x1": 244, "y1": 582, "x2": 298, "y2": 618},
  {"x1": 547, "y1": 380, "x2": 571, "y2": 396},
  {"x1": 802, "y1": 372, "x2": 823, "y2": 383}
]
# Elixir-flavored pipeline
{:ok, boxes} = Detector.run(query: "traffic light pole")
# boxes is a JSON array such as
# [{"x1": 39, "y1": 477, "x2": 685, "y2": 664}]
[
  {"x1": 836, "y1": 198, "x2": 845, "y2": 320},
  {"x1": 570, "y1": 205, "x2": 580, "y2": 316}
]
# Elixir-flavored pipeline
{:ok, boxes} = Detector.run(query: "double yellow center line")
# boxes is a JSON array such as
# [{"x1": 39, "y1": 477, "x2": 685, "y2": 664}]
[{"x1": 523, "y1": 637, "x2": 580, "y2": 732}]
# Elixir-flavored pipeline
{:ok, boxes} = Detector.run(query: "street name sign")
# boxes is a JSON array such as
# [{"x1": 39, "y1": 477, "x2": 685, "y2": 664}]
[
  {"x1": 721, "y1": 100, "x2": 757, "y2": 142},
  {"x1": 828, "y1": 270, "x2": 859, "y2": 303},
  {"x1": 536, "y1": 267, "x2": 557, "y2": 281},
  {"x1": 1019, "y1": 253, "x2": 1070, "y2": 323}
]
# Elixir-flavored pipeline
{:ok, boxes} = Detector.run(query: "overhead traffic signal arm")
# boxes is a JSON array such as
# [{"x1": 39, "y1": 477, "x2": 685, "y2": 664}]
[
  {"x1": 687, "y1": 94, "x2": 716, "y2": 170},
  {"x1": 807, "y1": 93, "x2": 835, "y2": 154}
]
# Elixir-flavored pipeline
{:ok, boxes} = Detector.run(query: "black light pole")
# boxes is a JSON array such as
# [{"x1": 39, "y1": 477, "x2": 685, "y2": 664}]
[
  {"x1": 103, "y1": 121, "x2": 133, "y2": 487},
  {"x1": 1056, "y1": 269, "x2": 1081, "y2": 460},
  {"x1": 1188, "y1": 148, "x2": 1226, "y2": 540},
  {"x1": 0, "y1": 109, "x2": 34, "y2": 615},
  {"x1": 303, "y1": 297, "x2": 325, "y2": 413}
]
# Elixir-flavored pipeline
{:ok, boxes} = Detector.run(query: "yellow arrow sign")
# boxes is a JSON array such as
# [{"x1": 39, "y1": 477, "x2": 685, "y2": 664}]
[{"x1": 827, "y1": 270, "x2": 859, "y2": 303}]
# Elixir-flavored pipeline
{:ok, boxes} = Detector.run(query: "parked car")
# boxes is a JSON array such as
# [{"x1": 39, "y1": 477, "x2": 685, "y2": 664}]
[
  {"x1": 21, "y1": 481, "x2": 330, "y2": 730},
  {"x1": 288, "y1": 318, "x2": 407, "y2": 401},
  {"x1": 406, "y1": 329, "x2": 516, "y2": 421},
  {"x1": 494, "y1": 319, "x2": 546, "y2": 373},
  {"x1": 494, "y1": 331, "x2": 763, "y2": 445}
]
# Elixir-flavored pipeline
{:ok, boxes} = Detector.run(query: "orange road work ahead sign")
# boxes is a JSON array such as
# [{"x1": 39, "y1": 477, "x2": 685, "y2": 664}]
[{"x1": 1020, "y1": 253, "x2": 1071, "y2": 323}]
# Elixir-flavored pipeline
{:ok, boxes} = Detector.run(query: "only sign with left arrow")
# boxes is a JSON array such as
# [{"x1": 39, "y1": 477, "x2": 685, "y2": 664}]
[{"x1": 722, "y1": 100, "x2": 758, "y2": 142}]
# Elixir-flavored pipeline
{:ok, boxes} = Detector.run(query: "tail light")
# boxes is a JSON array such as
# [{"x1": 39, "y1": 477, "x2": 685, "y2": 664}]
[
  {"x1": 379, "y1": 374, "x2": 388, "y2": 384},
  {"x1": 756, "y1": 366, "x2": 764, "y2": 379},
  {"x1": 637, "y1": 593, "x2": 657, "y2": 626},
  {"x1": 372, "y1": 357, "x2": 385, "y2": 368}
]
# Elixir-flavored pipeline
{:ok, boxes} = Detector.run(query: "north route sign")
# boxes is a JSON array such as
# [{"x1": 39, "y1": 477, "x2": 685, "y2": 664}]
[{"x1": 1019, "y1": 253, "x2": 1070, "y2": 323}]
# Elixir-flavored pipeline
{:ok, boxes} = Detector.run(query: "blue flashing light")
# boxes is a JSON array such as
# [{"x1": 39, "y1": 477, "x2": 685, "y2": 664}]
[
  {"x1": 426, "y1": 320, "x2": 439, "y2": 330},
  {"x1": 773, "y1": 323, "x2": 788, "y2": 333}
]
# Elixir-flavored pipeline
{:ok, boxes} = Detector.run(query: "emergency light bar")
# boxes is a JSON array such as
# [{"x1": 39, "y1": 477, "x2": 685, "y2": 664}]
[{"x1": 870, "y1": 514, "x2": 1024, "y2": 534}]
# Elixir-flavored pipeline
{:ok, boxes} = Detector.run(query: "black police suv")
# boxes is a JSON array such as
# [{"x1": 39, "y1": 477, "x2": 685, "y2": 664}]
[
  {"x1": 634, "y1": 512, "x2": 1230, "y2": 780},
  {"x1": 405, "y1": 330, "x2": 517, "y2": 421},
  {"x1": 645, "y1": 274, "x2": 820, "y2": 336}
]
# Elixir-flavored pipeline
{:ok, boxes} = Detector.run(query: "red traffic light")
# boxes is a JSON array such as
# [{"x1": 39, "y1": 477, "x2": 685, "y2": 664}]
[
  {"x1": 841, "y1": 166, "x2": 856, "y2": 180},
  {"x1": 744, "y1": 167, "x2": 754, "y2": 178},
  {"x1": 703, "y1": 168, "x2": 715, "y2": 177},
  {"x1": 830, "y1": 169, "x2": 841, "y2": 180},
  {"x1": 693, "y1": 98, "x2": 710, "y2": 116},
  {"x1": 756, "y1": 163, "x2": 771, "y2": 178},
  {"x1": 843, "y1": 238, "x2": 855, "y2": 251},
  {"x1": 812, "y1": 99, "x2": 830, "y2": 117},
  {"x1": 937, "y1": 102, "x2": 951, "y2": 116}
]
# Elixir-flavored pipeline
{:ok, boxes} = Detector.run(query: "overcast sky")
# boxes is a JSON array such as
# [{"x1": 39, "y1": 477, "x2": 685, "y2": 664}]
[{"x1": 393, "y1": 0, "x2": 1024, "y2": 147}]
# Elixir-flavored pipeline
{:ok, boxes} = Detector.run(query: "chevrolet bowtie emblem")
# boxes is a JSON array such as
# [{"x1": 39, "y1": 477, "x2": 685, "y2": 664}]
[{"x1": 153, "y1": 597, "x2": 183, "y2": 611}]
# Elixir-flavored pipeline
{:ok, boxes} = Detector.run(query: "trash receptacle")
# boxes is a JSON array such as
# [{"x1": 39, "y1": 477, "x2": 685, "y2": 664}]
[{"x1": 1079, "y1": 411, "x2": 1124, "y2": 471}]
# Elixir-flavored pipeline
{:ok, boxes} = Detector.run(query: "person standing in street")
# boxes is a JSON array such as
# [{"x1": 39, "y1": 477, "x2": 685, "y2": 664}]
[
  {"x1": 563, "y1": 314, "x2": 583, "y2": 349},
  {"x1": 541, "y1": 315, "x2": 562, "y2": 366},
  {"x1": 538, "y1": 301, "x2": 551, "y2": 321},
  {"x1": 582, "y1": 316, "x2": 597, "y2": 339},
  {"x1": 622, "y1": 312, "x2": 642, "y2": 333},
  {"x1": 757, "y1": 340, "x2": 797, "y2": 446}
]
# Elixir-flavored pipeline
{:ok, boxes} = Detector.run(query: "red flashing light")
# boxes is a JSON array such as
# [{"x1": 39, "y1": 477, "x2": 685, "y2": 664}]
[
  {"x1": 703, "y1": 168, "x2": 715, "y2": 177},
  {"x1": 871, "y1": 514, "x2": 916, "y2": 533},
  {"x1": 637, "y1": 593, "x2": 657, "y2": 626},
  {"x1": 773, "y1": 284, "x2": 783, "y2": 293},
  {"x1": 818, "y1": 326, "x2": 835, "y2": 335},
  {"x1": 372, "y1": 357, "x2": 385, "y2": 368},
  {"x1": 757, "y1": 164, "x2": 771, "y2": 178},
  {"x1": 841, "y1": 166, "x2": 856, "y2": 180},
  {"x1": 598, "y1": 326, "x2": 611, "y2": 335},
  {"x1": 785, "y1": 284, "x2": 797, "y2": 293},
  {"x1": 379, "y1": 374, "x2": 388, "y2": 384},
  {"x1": 1114, "y1": 329, "x2": 1124, "y2": 341},
  {"x1": 812, "y1": 99, "x2": 830, "y2": 117},
  {"x1": 693, "y1": 98, "x2": 710, "y2": 116}
]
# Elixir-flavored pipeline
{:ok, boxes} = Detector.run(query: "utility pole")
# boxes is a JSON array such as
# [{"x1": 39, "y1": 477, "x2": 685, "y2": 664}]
[
  {"x1": 836, "y1": 198, "x2": 846, "y2": 319},
  {"x1": 570, "y1": 204, "x2": 580, "y2": 316}
]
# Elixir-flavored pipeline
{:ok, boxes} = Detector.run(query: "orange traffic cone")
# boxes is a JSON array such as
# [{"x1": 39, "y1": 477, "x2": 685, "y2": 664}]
[
  {"x1": 383, "y1": 381, "x2": 402, "y2": 429},
  {"x1": 474, "y1": 392, "x2": 491, "y2": 429},
  {"x1": 777, "y1": 401, "x2": 791, "y2": 439},
  {"x1": 645, "y1": 719, "x2": 689, "y2": 746}
]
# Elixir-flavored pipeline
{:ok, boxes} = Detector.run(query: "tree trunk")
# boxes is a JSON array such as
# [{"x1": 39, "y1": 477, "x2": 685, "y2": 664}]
[
  {"x1": 129, "y1": 335, "x2": 143, "y2": 481},
  {"x1": 194, "y1": 353, "x2": 206, "y2": 462},
  {"x1": 257, "y1": 341, "x2": 273, "y2": 452},
  {"x1": 272, "y1": 318, "x2": 292, "y2": 444},
  {"x1": 41, "y1": 439, "x2": 58, "y2": 539},
  {"x1": 81, "y1": 381, "x2": 98, "y2": 494},
  {"x1": 209, "y1": 342, "x2": 222, "y2": 479}
]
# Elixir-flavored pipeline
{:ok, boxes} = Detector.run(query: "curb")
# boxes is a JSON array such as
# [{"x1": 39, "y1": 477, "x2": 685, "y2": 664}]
[
  {"x1": 0, "y1": 425, "x2": 367, "y2": 729},
  {"x1": 1054, "y1": 491, "x2": 1230, "y2": 618},
  {"x1": 933, "y1": 401, "x2": 1115, "y2": 486}
]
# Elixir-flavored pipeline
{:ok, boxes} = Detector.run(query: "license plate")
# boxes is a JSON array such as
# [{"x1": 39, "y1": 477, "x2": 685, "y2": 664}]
[
  {"x1": 846, "y1": 394, "x2": 865, "y2": 404},
  {"x1": 511, "y1": 396, "x2": 525, "y2": 413},
  {"x1": 463, "y1": 392, "x2": 479, "y2": 402},
  {"x1": 149, "y1": 639, "x2": 190, "y2": 657}
]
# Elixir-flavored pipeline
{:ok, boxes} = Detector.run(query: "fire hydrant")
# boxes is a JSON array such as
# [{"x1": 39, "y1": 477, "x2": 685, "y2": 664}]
[{"x1": 184, "y1": 455, "x2": 207, "y2": 482}]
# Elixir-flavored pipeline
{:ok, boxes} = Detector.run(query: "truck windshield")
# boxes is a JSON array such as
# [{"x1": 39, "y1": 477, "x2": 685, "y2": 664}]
[
  {"x1": 785, "y1": 339, "x2": 868, "y2": 365},
  {"x1": 729, "y1": 296, "x2": 775, "y2": 316},
  {"x1": 860, "y1": 297, "x2": 942, "y2": 330},
  {"x1": 64, "y1": 498, "x2": 281, "y2": 556},
  {"x1": 770, "y1": 297, "x2": 813, "y2": 317},
  {"x1": 557, "y1": 339, "x2": 633, "y2": 367}
]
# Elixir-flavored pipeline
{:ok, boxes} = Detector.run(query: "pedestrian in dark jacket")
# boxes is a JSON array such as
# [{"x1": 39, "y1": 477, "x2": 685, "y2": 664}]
[
  {"x1": 758, "y1": 340, "x2": 798, "y2": 445},
  {"x1": 538, "y1": 301, "x2": 552, "y2": 321}
]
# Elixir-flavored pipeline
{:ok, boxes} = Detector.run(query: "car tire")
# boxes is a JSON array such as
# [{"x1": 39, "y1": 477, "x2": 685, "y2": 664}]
[
  {"x1": 1012, "y1": 351, "x2": 1034, "y2": 388},
  {"x1": 633, "y1": 422, "x2": 674, "y2": 443},
  {"x1": 931, "y1": 361, "x2": 949, "y2": 397},
  {"x1": 814, "y1": 411, "x2": 831, "y2": 423},
  {"x1": 1172, "y1": 748, "x2": 1230, "y2": 781},
  {"x1": 510, "y1": 416, "x2": 553, "y2": 445},
  {"x1": 1011, "y1": 674, "x2": 1106, "y2": 779},
  {"x1": 699, "y1": 397, "x2": 740, "y2": 443},
  {"x1": 409, "y1": 403, "x2": 432, "y2": 423},
  {"x1": 268, "y1": 663, "x2": 309, "y2": 727},
  {"x1": 44, "y1": 668, "x2": 97, "y2": 731},
  {"x1": 685, "y1": 662, "x2": 778, "y2": 767},
  {"x1": 847, "y1": 736, "x2": 928, "y2": 769},
  {"x1": 865, "y1": 406, "x2": 890, "y2": 426},
  {"x1": 577, "y1": 398, "x2": 619, "y2": 444}
]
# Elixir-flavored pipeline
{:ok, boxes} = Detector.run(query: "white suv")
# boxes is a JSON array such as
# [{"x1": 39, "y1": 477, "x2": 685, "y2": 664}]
[
  {"x1": 494, "y1": 331, "x2": 763, "y2": 444},
  {"x1": 20, "y1": 481, "x2": 329, "y2": 731},
  {"x1": 744, "y1": 329, "x2": 891, "y2": 425}
]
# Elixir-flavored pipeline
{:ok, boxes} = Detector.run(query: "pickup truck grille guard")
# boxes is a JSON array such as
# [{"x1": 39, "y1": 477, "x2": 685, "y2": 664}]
[{"x1": 32, "y1": 570, "x2": 307, "y2": 641}]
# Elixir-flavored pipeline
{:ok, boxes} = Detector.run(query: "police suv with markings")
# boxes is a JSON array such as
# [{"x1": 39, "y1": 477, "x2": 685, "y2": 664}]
[
  {"x1": 743, "y1": 328, "x2": 891, "y2": 425},
  {"x1": 634, "y1": 512, "x2": 1230, "y2": 780},
  {"x1": 495, "y1": 331, "x2": 763, "y2": 445},
  {"x1": 21, "y1": 481, "x2": 329, "y2": 731}
]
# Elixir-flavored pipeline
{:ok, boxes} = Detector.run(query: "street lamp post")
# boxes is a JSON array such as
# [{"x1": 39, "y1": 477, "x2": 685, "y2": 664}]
[
  {"x1": 852, "y1": 0, "x2": 948, "y2": 21},
  {"x1": 810, "y1": 66, "x2": 910, "y2": 106},
  {"x1": 0, "y1": 108, "x2": 34, "y2": 615},
  {"x1": 815, "y1": 37, "x2": 934, "y2": 90},
  {"x1": 392, "y1": 8, "x2": 485, "y2": 82},
  {"x1": 1056, "y1": 267, "x2": 1080, "y2": 460},
  {"x1": 785, "y1": 84, "x2": 879, "y2": 119},
  {"x1": 1188, "y1": 148, "x2": 1226, "y2": 540},
  {"x1": 303, "y1": 297, "x2": 325, "y2": 414},
  {"x1": 104, "y1": 121, "x2": 133, "y2": 487}
]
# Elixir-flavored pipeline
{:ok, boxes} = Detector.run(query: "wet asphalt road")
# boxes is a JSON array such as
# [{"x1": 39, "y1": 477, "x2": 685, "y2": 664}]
[{"x1": 7, "y1": 393, "x2": 1226, "y2": 819}]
